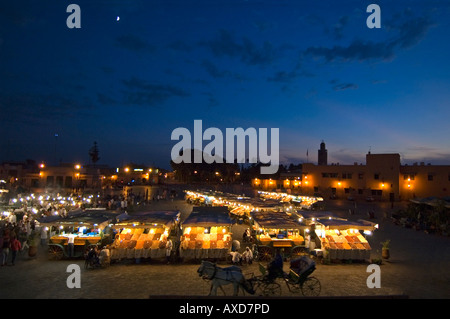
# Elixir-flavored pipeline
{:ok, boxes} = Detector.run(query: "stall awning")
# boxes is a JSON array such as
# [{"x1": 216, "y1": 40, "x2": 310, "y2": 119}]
[
  {"x1": 113, "y1": 210, "x2": 180, "y2": 228},
  {"x1": 297, "y1": 211, "x2": 337, "y2": 220},
  {"x1": 251, "y1": 211, "x2": 308, "y2": 230},
  {"x1": 182, "y1": 206, "x2": 232, "y2": 227},
  {"x1": 316, "y1": 218, "x2": 377, "y2": 231},
  {"x1": 38, "y1": 211, "x2": 112, "y2": 228}
]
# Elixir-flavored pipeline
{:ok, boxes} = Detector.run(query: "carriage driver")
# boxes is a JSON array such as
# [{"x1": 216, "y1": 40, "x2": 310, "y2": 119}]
[{"x1": 267, "y1": 249, "x2": 283, "y2": 280}]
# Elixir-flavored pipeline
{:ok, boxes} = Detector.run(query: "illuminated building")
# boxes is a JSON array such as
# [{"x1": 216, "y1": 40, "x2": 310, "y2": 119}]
[{"x1": 252, "y1": 144, "x2": 450, "y2": 201}]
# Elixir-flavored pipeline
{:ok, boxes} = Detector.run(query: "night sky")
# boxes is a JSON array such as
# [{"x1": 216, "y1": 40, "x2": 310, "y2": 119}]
[{"x1": 1, "y1": 0, "x2": 449, "y2": 170}]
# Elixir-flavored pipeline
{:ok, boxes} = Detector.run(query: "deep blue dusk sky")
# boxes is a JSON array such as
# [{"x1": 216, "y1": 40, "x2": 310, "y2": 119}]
[{"x1": 1, "y1": 0, "x2": 449, "y2": 169}]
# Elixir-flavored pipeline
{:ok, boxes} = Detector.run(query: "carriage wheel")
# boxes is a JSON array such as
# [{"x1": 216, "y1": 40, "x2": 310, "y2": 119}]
[
  {"x1": 288, "y1": 282, "x2": 301, "y2": 294},
  {"x1": 262, "y1": 282, "x2": 281, "y2": 296},
  {"x1": 290, "y1": 246, "x2": 308, "y2": 259},
  {"x1": 301, "y1": 277, "x2": 321, "y2": 297},
  {"x1": 48, "y1": 245, "x2": 64, "y2": 260},
  {"x1": 258, "y1": 246, "x2": 273, "y2": 262}
]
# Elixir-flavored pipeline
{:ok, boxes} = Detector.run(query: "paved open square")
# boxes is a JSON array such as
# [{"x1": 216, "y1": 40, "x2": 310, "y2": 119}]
[{"x1": 0, "y1": 198, "x2": 448, "y2": 299}]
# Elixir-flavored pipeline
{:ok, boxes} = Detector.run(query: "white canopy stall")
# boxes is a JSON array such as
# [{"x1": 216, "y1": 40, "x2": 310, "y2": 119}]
[
  {"x1": 180, "y1": 206, "x2": 233, "y2": 260},
  {"x1": 313, "y1": 218, "x2": 378, "y2": 261},
  {"x1": 110, "y1": 210, "x2": 180, "y2": 261}
]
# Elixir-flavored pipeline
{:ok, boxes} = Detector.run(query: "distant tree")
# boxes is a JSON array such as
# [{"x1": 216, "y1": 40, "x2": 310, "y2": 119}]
[{"x1": 89, "y1": 141, "x2": 100, "y2": 166}]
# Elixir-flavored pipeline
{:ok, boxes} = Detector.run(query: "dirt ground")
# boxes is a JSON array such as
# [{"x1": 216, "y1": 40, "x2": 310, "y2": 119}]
[{"x1": 1, "y1": 197, "x2": 449, "y2": 299}]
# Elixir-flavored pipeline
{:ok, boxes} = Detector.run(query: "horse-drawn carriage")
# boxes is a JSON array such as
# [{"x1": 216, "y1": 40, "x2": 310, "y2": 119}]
[
  {"x1": 250, "y1": 256, "x2": 321, "y2": 296},
  {"x1": 197, "y1": 255, "x2": 321, "y2": 297},
  {"x1": 250, "y1": 210, "x2": 310, "y2": 261}
]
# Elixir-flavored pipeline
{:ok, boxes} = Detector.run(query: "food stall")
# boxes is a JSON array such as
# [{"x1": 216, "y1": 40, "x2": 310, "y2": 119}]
[
  {"x1": 39, "y1": 210, "x2": 113, "y2": 260},
  {"x1": 250, "y1": 210, "x2": 309, "y2": 261},
  {"x1": 179, "y1": 206, "x2": 233, "y2": 260},
  {"x1": 313, "y1": 219, "x2": 377, "y2": 261},
  {"x1": 109, "y1": 210, "x2": 180, "y2": 261},
  {"x1": 258, "y1": 191, "x2": 324, "y2": 209}
]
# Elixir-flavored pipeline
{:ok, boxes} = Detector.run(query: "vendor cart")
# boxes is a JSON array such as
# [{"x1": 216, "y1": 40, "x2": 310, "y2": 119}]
[
  {"x1": 250, "y1": 210, "x2": 309, "y2": 261},
  {"x1": 109, "y1": 210, "x2": 181, "y2": 261},
  {"x1": 180, "y1": 206, "x2": 233, "y2": 261},
  {"x1": 39, "y1": 210, "x2": 113, "y2": 260}
]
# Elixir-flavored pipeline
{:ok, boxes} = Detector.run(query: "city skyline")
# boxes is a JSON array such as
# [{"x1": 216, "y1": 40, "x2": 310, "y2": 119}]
[{"x1": 1, "y1": 0, "x2": 450, "y2": 170}]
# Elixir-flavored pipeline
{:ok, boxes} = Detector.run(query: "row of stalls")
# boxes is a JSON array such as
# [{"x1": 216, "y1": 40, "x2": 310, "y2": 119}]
[
  {"x1": 40, "y1": 198, "x2": 378, "y2": 263},
  {"x1": 184, "y1": 190, "x2": 323, "y2": 219},
  {"x1": 185, "y1": 190, "x2": 377, "y2": 262},
  {"x1": 250, "y1": 210, "x2": 378, "y2": 262},
  {"x1": 39, "y1": 209, "x2": 181, "y2": 261},
  {"x1": 39, "y1": 206, "x2": 234, "y2": 263}
]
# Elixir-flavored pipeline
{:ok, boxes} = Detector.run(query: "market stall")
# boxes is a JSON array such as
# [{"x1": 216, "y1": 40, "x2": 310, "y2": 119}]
[
  {"x1": 250, "y1": 210, "x2": 309, "y2": 261},
  {"x1": 39, "y1": 210, "x2": 113, "y2": 260},
  {"x1": 109, "y1": 210, "x2": 180, "y2": 261},
  {"x1": 258, "y1": 191, "x2": 324, "y2": 209},
  {"x1": 313, "y1": 219, "x2": 377, "y2": 261},
  {"x1": 179, "y1": 206, "x2": 233, "y2": 260}
]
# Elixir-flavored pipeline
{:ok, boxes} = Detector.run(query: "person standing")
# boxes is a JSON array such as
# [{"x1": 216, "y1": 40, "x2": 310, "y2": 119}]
[
  {"x1": 40, "y1": 226, "x2": 48, "y2": 247},
  {"x1": 242, "y1": 246, "x2": 253, "y2": 264},
  {"x1": 2, "y1": 230, "x2": 11, "y2": 266},
  {"x1": 10, "y1": 236, "x2": 21, "y2": 265},
  {"x1": 165, "y1": 238, "x2": 173, "y2": 264},
  {"x1": 19, "y1": 226, "x2": 29, "y2": 252},
  {"x1": 67, "y1": 233, "x2": 75, "y2": 258}
]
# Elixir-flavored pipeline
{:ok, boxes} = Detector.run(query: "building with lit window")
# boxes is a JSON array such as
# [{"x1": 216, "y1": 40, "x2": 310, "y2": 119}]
[
  {"x1": 0, "y1": 161, "x2": 160, "y2": 192},
  {"x1": 252, "y1": 143, "x2": 450, "y2": 202}
]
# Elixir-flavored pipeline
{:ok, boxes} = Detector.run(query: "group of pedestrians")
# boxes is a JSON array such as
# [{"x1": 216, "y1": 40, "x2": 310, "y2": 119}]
[
  {"x1": 1, "y1": 225, "x2": 23, "y2": 266},
  {"x1": 1, "y1": 212, "x2": 39, "y2": 266}
]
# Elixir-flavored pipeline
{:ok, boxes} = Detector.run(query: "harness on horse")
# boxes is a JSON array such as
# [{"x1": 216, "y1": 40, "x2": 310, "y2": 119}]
[{"x1": 202, "y1": 264, "x2": 241, "y2": 282}]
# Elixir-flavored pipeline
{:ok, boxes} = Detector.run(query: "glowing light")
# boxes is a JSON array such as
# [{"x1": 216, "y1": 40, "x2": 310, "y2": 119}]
[{"x1": 116, "y1": 16, "x2": 120, "y2": 21}]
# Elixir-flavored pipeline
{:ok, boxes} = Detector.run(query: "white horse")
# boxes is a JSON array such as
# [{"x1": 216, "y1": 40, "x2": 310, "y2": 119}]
[{"x1": 197, "y1": 260, "x2": 254, "y2": 296}]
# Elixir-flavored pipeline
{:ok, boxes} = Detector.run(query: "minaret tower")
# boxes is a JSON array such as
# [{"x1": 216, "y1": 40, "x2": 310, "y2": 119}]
[{"x1": 318, "y1": 140, "x2": 327, "y2": 165}]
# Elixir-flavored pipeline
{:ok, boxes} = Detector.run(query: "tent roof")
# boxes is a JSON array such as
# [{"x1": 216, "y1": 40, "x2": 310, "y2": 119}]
[
  {"x1": 182, "y1": 206, "x2": 232, "y2": 227},
  {"x1": 297, "y1": 211, "x2": 337, "y2": 220},
  {"x1": 113, "y1": 210, "x2": 180, "y2": 228},
  {"x1": 316, "y1": 218, "x2": 377, "y2": 231},
  {"x1": 251, "y1": 211, "x2": 307, "y2": 229},
  {"x1": 38, "y1": 211, "x2": 112, "y2": 227}
]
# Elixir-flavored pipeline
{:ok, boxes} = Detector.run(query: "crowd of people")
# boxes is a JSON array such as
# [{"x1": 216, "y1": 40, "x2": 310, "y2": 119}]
[{"x1": 0, "y1": 211, "x2": 42, "y2": 266}]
